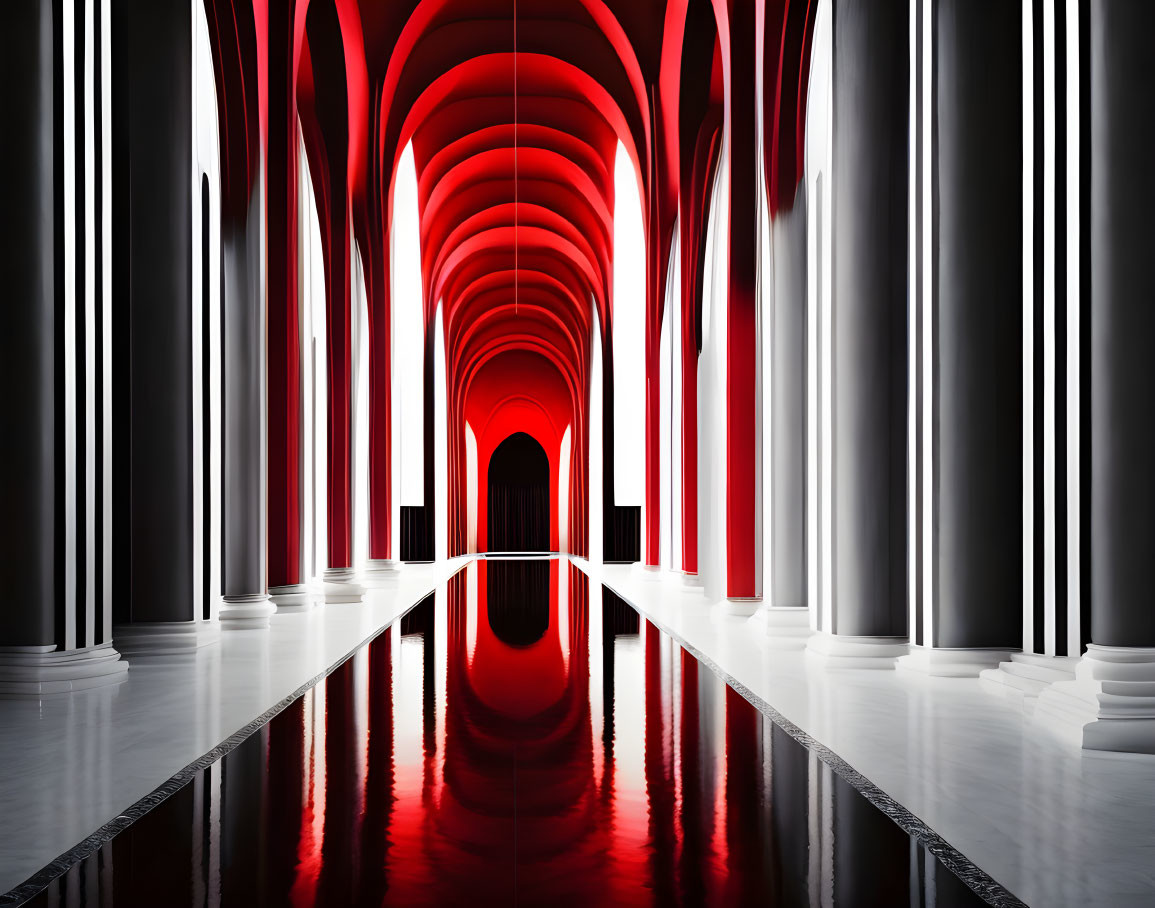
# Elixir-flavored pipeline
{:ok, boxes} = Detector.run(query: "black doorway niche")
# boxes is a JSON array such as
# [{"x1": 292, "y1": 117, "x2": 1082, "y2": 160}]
[{"x1": 487, "y1": 432, "x2": 550, "y2": 552}]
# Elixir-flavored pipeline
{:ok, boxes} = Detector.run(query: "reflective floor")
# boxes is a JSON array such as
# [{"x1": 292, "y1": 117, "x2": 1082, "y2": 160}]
[{"x1": 26, "y1": 560, "x2": 988, "y2": 906}]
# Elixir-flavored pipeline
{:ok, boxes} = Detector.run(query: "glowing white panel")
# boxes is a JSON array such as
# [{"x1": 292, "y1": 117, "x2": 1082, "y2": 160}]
[
  {"x1": 303, "y1": 151, "x2": 328, "y2": 578},
  {"x1": 921, "y1": 0, "x2": 934, "y2": 644},
  {"x1": 667, "y1": 230, "x2": 683, "y2": 573},
  {"x1": 433, "y1": 303, "x2": 448, "y2": 561},
  {"x1": 699, "y1": 138, "x2": 729, "y2": 600},
  {"x1": 590, "y1": 301, "x2": 604, "y2": 563},
  {"x1": 1022, "y1": 0, "x2": 1035, "y2": 652},
  {"x1": 1065, "y1": 0, "x2": 1081, "y2": 656},
  {"x1": 64, "y1": 0, "x2": 77, "y2": 649},
  {"x1": 352, "y1": 243, "x2": 370, "y2": 569},
  {"x1": 658, "y1": 289, "x2": 671, "y2": 568},
  {"x1": 84, "y1": 0, "x2": 96, "y2": 645},
  {"x1": 102, "y1": 0, "x2": 114, "y2": 633},
  {"x1": 559, "y1": 425, "x2": 572, "y2": 553},
  {"x1": 1043, "y1": 0, "x2": 1057, "y2": 654},
  {"x1": 613, "y1": 141, "x2": 646, "y2": 507},
  {"x1": 393, "y1": 143, "x2": 425, "y2": 506},
  {"x1": 465, "y1": 422, "x2": 478, "y2": 554},
  {"x1": 908, "y1": 0, "x2": 918, "y2": 642}
]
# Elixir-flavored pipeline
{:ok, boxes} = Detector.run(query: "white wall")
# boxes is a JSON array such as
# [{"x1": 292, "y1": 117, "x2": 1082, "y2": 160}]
[
  {"x1": 433, "y1": 302, "x2": 448, "y2": 561},
  {"x1": 393, "y1": 142, "x2": 426, "y2": 508},
  {"x1": 699, "y1": 138, "x2": 729, "y2": 600},
  {"x1": 559, "y1": 425, "x2": 572, "y2": 553},
  {"x1": 465, "y1": 422, "x2": 478, "y2": 553},
  {"x1": 805, "y1": 0, "x2": 832, "y2": 632},
  {"x1": 352, "y1": 240, "x2": 370, "y2": 570},
  {"x1": 589, "y1": 301, "x2": 604, "y2": 563},
  {"x1": 612, "y1": 141, "x2": 646, "y2": 510},
  {"x1": 192, "y1": 0, "x2": 222, "y2": 621}
]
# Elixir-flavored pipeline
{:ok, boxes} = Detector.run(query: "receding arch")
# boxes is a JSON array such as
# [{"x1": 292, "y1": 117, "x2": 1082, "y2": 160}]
[{"x1": 487, "y1": 432, "x2": 550, "y2": 552}]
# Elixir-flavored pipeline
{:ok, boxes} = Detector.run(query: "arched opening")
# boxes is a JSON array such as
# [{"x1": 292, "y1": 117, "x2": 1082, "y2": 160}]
[{"x1": 487, "y1": 432, "x2": 550, "y2": 552}]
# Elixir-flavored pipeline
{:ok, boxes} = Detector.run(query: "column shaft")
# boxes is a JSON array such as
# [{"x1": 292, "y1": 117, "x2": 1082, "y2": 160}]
[
  {"x1": 1, "y1": 0, "x2": 56, "y2": 647},
  {"x1": 830, "y1": 0, "x2": 908, "y2": 638},
  {"x1": 769, "y1": 195, "x2": 808, "y2": 609},
  {"x1": 116, "y1": 0, "x2": 195, "y2": 625},
  {"x1": 1088, "y1": 0, "x2": 1155, "y2": 648},
  {"x1": 724, "y1": 0, "x2": 761, "y2": 600},
  {"x1": 933, "y1": 0, "x2": 1023, "y2": 649}
]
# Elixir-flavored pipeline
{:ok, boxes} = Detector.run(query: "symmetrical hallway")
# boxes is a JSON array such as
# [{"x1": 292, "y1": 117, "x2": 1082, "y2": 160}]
[{"x1": 4, "y1": 0, "x2": 1155, "y2": 905}]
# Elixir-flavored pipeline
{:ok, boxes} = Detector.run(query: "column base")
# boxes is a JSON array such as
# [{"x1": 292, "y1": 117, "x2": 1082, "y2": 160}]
[
  {"x1": 0, "y1": 643, "x2": 129, "y2": 698},
  {"x1": 219, "y1": 593, "x2": 275, "y2": 629},
  {"x1": 361, "y1": 559, "x2": 402, "y2": 588},
  {"x1": 897, "y1": 646, "x2": 1014, "y2": 678},
  {"x1": 681, "y1": 572, "x2": 704, "y2": 590},
  {"x1": 749, "y1": 606, "x2": 812, "y2": 649},
  {"x1": 717, "y1": 597, "x2": 761, "y2": 617},
  {"x1": 269, "y1": 583, "x2": 314, "y2": 611},
  {"x1": 323, "y1": 567, "x2": 365, "y2": 604},
  {"x1": 632, "y1": 562, "x2": 663, "y2": 582},
  {"x1": 979, "y1": 653, "x2": 1079, "y2": 711},
  {"x1": 113, "y1": 621, "x2": 220, "y2": 657},
  {"x1": 806, "y1": 633, "x2": 908, "y2": 669},
  {"x1": 1034, "y1": 645, "x2": 1155, "y2": 754}
]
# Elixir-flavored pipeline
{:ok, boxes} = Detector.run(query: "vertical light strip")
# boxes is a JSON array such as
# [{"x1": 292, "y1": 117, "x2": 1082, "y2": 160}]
[
  {"x1": 821, "y1": 76, "x2": 834, "y2": 635},
  {"x1": 1022, "y1": 0, "x2": 1036, "y2": 654},
  {"x1": 1064, "y1": 0, "x2": 1081, "y2": 656},
  {"x1": 191, "y1": 0, "x2": 205, "y2": 622},
  {"x1": 921, "y1": 0, "x2": 934, "y2": 647},
  {"x1": 83, "y1": 0, "x2": 97, "y2": 646},
  {"x1": 1042, "y1": 0, "x2": 1057, "y2": 655},
  {"x1": 908, "y1": 0, "x2": 919, "y2": 644},
  {"x1": 64, "y1": 0, "x2": 78, "y2": 651},
  {"x1": 101, "y1": 0, "x2": 113, "y2": 639},
  {"x1": 806, "y1": 174, "x2": 819, "y2": 629}
]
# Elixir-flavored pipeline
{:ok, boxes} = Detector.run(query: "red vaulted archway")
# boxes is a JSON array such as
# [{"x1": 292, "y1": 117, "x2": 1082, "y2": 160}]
[{"x1": 202, "y1": 0, "x2": 817, "y2": 597}]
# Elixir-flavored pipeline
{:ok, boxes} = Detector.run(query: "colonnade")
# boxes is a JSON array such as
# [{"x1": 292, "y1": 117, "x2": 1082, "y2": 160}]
[{"x1": 2, "y1": 0, "x2": 1154, "y2": 754}]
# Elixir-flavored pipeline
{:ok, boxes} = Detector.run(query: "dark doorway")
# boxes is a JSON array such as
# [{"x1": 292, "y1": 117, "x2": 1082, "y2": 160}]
[{"x1": 487, "y1": 432, "x2": 549, "y2": 552}]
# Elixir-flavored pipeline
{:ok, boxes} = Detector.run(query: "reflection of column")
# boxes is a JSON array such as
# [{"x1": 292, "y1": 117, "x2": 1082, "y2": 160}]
[
  {"x1": 830, "y1": 770, "x2": 910, "y2": 904},
  {"x1": 266, "y1": 698, "x2": 307, "y2": 904},
  {"x1": 220, "y1": 728, "x2": 268, "y2": 902},
  {"x1": 1036, "y1": 2, "x2": 1155, "y2": 754},
  {"x1": 0, "y1": 0, "x2": 128, "y2": 692},
  {"x1": 900, "y1": 0, "x2": 1022, "y2": 676},
  {"x1": 807, "y1": 0, "x2": 908, "y2": 669},
  {"x1": 769, "y1": 725, "x2": 810, "y2": 904}
]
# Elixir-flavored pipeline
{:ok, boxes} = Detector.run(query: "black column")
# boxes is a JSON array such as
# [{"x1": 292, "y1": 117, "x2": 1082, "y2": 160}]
[
  {"x1": 113, "y1": 0, "x2": 195, "y2": 625},
  {"x1": 830, "y1": 0, "x2": 908, "y2": 637},
  {"x1": 933, "y1": 0, "x2": 1022, "y2": 648},
  {"x1": 0, "y1": 0, "x2": 57, "y2": 647},
  {"x1": 1088, "y1": 0, "x2": 1155, "y2": 648}
]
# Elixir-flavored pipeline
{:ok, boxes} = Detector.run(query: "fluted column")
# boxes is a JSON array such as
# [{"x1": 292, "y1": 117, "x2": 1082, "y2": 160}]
[
  {"x1": 266, "y1": 0, "x2": 312, "y2": 611},
  {"x1": 721, "y1": 0, "x2": 761, "y2": 607},
  {"x1": 761, "y1": 195, "x2": 811, "y2": 647},
  {"x1": 111, "y1": 0, "x2": 221, "y2": 654},
  {"x1": 1036, "y1": 0, "x2": 1155, "y2": 753},
  {"x1": 899, "y1": 0, "x2": 1023, "y2": 676},
  {"x1": 806, "y1": 0, "x2": 908, "y2": 668},
  {"x1": 0, "y1": 0, "x2": 128, "y2": 692}
]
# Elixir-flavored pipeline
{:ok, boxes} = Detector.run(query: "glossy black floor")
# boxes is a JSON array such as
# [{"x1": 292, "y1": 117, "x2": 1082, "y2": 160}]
[{"x1": 24, "y1": 560, "x2": 992, "y2": 907}]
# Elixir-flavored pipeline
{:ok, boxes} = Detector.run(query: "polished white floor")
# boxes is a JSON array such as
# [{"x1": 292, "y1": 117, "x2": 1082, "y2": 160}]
[
  {"x1": 4, "y1": 556, "x2": 1153, "y2": 906},
  {"x1": 0, "y1": 559, "x2": 469, "y2": 896},
  {"x1": 584, "y1": 560, "x2": 1155, "y2": 908}
]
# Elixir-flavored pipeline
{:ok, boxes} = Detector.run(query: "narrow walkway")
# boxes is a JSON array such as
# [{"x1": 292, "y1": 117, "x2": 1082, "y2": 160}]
[
  {"x1": 0, "y1": 558, "x2": 471, "y2": 897},
  {"x1": 580, "y1": 559, "x2": 1155, "y2": 908}
]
